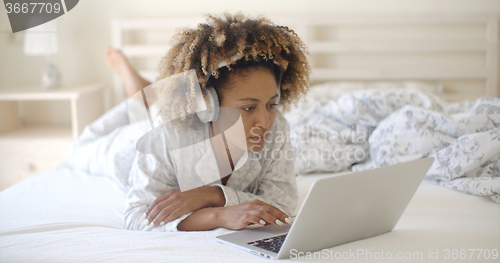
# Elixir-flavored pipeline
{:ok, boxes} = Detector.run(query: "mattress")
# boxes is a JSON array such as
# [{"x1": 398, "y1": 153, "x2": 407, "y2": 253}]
[{"x1": 0, "y1": 165, "x2": 498, "y2": 262}]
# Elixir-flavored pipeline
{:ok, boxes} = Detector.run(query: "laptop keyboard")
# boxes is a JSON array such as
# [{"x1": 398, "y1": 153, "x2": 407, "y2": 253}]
[{"x1": 247, "y1": 233, "x2": 288, "y2": 253}]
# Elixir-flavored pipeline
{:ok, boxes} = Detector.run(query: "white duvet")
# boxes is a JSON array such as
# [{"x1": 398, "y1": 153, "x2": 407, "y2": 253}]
[{"x1": 284, "y1": 83, "x2": 500, "y2": 203}]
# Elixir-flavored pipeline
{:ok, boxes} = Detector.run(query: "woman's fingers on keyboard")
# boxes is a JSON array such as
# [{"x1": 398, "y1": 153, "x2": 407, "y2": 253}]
[
  {"x1": 261, "y1": 206, "x2": 292, "y2": 225},
  {"x1": 245, "y1": 199, "x2": 292, "y2": 226},
  {"x1": 247, "y1": 214, "x2": 267, "y2": 226},
  {"x1": 256, "y1": 210, "x2": 280, "y2": 226},
  {"x1": 248, "y1": 199, "x2": 293, "y2": 226}
]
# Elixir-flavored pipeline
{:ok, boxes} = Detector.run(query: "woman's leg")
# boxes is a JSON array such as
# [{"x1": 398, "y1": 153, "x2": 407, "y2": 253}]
[
  {"x1": 67, "y1": 48, "x2": 152, "y2": 142},
  {"x1": 104, "y1": 47, "x2": 152, "y2": 98},
  {"x1": 64, "y1": 100, "x2": 150, "y2": 191}
]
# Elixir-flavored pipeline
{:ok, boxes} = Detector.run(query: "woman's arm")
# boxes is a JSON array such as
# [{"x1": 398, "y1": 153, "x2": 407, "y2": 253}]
[
  {"x1": 176, "y1": 207, "x2": 221, "y2": 231},
  {"x1": 177, "y1": 199, "x2": 293, "y2": 231},
  {"x1": 124, "y1": 127, "x2": 199, "y2": 232},
  {"x1": 126, "y1": 151, "x2": 229, "y2": 231},
  {"x1": 144, "y1": 185, "x2": 225, "y2": 227}
]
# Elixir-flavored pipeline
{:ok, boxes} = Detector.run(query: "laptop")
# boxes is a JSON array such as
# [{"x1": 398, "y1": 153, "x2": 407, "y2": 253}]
[{"x1": 216, "y1": 157, "x2": 434, "y2": 260}]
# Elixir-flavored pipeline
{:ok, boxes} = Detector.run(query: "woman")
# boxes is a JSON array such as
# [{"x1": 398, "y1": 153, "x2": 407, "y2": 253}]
[{"x1": 69, "y1": 13, "x2": 310, "y2": 232}]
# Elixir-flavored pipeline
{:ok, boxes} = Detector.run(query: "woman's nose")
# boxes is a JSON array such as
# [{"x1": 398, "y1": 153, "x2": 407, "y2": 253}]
[{"x1": 254, "y1": 107, "x2": 270, "y2": 129}]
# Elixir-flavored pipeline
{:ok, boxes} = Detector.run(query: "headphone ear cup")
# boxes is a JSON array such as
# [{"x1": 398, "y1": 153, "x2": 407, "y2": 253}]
[{"x1": 196, "y1": 87, "x2": 220, "y2": 123}]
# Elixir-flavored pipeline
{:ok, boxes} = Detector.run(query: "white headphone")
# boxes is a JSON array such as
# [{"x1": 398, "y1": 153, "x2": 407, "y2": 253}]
[
  {"x1": 196, "y1": 86, "x2": 221, "y2": 123},
  {"x1": 196, "y1": 55, "x2": 284, "y2": 123}
]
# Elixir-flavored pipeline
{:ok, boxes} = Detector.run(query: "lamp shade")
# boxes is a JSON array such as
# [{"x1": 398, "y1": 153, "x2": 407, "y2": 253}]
[{"x1": 24, "y1": 20, "x2": 58, "y2": 56}]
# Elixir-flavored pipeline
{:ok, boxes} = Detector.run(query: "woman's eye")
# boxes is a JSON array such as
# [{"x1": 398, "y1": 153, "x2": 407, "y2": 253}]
[
  {"x1": 268, "y1": 104, "x2": 278, "y2": 109},
  {"x1": 242, "y1": 106, "x2": 255, "y2": 112}
]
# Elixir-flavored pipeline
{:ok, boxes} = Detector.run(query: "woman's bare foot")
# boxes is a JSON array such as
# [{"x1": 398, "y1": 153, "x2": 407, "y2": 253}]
[
  {"x1": 104, "y1": 47, "x2": 151, "y2": 97},
  {"x1": 104, "y1": 47, "x2": 134, "y2": 82}
]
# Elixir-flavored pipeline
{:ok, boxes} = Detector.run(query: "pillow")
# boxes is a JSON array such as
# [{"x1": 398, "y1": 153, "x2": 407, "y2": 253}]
[
  {"x1": 306, "y1": 81, "x2": 444, "y2": 105},
  {"x1": 285, "y1": 81, "x2": 444, "y2": 117}
]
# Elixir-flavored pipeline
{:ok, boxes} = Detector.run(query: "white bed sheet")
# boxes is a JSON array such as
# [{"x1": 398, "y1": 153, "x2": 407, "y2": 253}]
[{"x1": 0, "y1": 165, "x2": 499, "y2": 263}]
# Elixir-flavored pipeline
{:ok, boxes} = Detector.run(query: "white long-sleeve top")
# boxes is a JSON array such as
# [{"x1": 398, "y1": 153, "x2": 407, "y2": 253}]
[{"x1": 124, "y1": 109, "x2": 298, "y2": 232}]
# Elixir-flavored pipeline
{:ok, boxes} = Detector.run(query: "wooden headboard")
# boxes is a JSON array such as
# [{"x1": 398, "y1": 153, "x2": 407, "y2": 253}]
[{"x1": 111, "y1": 14, "x2": 499, "y2": 105}]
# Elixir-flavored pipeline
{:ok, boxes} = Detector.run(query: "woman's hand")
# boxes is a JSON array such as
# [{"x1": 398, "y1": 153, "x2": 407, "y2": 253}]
[
  {"x1": 145, "y1": 186, "x2": 225, "y2": 227},
  {"x1": 217, "y1": 199, "x2": 293, "y2": 230}
]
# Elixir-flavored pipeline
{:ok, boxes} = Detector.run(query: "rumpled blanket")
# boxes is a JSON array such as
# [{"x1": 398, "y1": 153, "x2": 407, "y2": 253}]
[{"x1": 284, "y1": 86, "x2": 500, "y2": 203}]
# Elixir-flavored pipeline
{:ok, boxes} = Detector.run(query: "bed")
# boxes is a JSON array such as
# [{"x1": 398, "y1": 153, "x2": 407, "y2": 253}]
[
  {"x1": 0, "y1": 165, "x2": 498, "y2": 262},
  {"x1": 1, "y1": 14, "x2": 500, "y2": 262}
]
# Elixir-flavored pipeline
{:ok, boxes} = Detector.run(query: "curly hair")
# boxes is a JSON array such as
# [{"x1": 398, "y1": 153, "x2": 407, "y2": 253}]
[{"x1": 155, "y1": 12, "x2": 310, "y2": 128}]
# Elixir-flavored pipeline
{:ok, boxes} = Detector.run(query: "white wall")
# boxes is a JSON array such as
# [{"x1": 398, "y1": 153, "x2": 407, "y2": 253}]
[{"x1": 1, "y1": 0, "x2": 499, "y2": 124}]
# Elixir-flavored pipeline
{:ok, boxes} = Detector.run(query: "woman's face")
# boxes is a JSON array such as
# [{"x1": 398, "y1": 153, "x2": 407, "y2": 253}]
[{"x1": 218, "y1": 68, "x2": 278, "y2": 152}]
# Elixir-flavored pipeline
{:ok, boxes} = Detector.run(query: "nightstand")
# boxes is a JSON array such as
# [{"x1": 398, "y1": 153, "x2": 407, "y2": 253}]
[{"x1": 0, "y1": 84, "x2": 106, "y2": 190}]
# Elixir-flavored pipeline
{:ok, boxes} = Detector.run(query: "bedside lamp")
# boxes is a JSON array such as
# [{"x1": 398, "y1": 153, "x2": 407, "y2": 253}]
[{"x1": 24, "y1": 20, "x2": 60, "y2": 90}]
